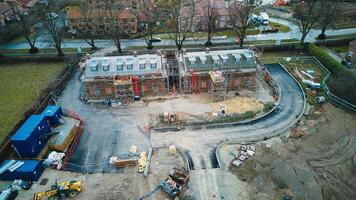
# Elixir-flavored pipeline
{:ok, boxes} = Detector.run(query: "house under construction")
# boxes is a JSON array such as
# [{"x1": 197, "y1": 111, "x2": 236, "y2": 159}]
[
  {"x1": 81, "y1": 53, "x2": 169, "y2": 102},
  {"x1": 176, "y1": 49, "x2": 258, "y2": 102},
  {"x1": 81, "y1": 49, "x2": 258, "y2": 102}
]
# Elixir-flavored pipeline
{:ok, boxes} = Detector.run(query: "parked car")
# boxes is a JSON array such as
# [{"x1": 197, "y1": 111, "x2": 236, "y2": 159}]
[{"x1": 149, "y1": 37, "x2": 161, "y2": 43}]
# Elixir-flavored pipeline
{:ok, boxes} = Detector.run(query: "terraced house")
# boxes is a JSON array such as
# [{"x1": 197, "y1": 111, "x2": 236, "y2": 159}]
[
  {"x1": 67, "y1": 0, "x2": 139, "y2": 35},
  {"x1": 0, "y1": 0, "x2": 20, "y2": 25}
]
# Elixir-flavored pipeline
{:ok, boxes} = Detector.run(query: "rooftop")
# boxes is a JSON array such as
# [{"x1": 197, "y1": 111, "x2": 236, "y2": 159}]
[
  {"x1": 180, "y1": 49, "x2": 258, "y2": 73},
  {"x1": 11, "y1": 115, "x2": 45, "y2": 141},
  {"x1": 84, "y1": 54, "x2": 166, "y2": 79}
]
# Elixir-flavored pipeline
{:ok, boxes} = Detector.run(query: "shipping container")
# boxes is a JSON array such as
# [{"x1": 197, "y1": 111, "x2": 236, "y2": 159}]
[
  {"x1": 11, "y1": 115, "x2": 51, "y2": 158},
  {"x1": 0, "y1": 160, "x2": 44, "y2": 181},
  {"x1": 42, "y1": 105, "x2": 63, "y2": 126}
]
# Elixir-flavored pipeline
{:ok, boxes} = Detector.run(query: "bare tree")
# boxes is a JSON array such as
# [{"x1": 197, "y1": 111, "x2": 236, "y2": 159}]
[
  {"x1": 229, "y1": 0, "x2": 254, "y2": 47},
  {"x1": 17, "y1": 11, "x2": 38, "y2": 53},
  {"x1": 292, "y1": 0, "x2": 319, "y2": 44},
  {"x1": 77, "y1": 0, "x2": 98, "y2": 50},
  {"x1": 317, "y1": 0, "x2": 341, "y2": 39},
  {"x1": 159, "y1": 0, "x2": 195, "y2": 50},
  {"x1": 202, "y1": 0, "x2": 218, "y2": 47},
  {"x1": 101, "y1": 0, "x2": 126, "y2": 53},
  {"x1": 133, "y1": 0, "x2": 158, "y2": 49},
  {"x1": 35, "y1": 0, "x2": 66, "y2": 56}
]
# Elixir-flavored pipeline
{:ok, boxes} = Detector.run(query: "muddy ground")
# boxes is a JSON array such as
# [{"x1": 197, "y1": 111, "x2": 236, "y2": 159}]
[
  {"x1": 0, "y1": 147, "x2": 186, "y2": 200},
  {"x1": 220, "y1": 103, "x2": 356, "y2": 200}
]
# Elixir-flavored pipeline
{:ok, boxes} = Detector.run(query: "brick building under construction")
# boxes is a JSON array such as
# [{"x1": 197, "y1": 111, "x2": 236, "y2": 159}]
[
  {"x1": 175, "y1": 49, "x2": 257, "y2": 101},
  {"x1": 81, "y1": 53, "x2": 169, "y2": 102},
  {"x1": 81, "y1": 49, "x2": 258, "y2": 102}
]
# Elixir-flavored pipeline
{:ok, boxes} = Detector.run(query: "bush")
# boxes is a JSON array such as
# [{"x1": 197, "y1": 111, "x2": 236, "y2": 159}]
[
  {"x1": 305, "y1": 43, "x2": 345, "y2": 73},
  {"x1": 317, "y1": 33, "x2": 326, "y2": 40},
  {"x1": 263, "y1": 102, "x2": 275, "y2": 113},
  {"x1": 29, "y1": 47, "x2": 39, "y2": 54}
]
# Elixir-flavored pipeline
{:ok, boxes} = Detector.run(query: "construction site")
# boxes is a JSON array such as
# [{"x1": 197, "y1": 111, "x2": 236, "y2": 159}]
[
  {"x1": 81, "y1": 48, "x2": 258, "y2": 104},
  {"x1": 0, "y1": 47, "x2": 355, "y2": 200}
]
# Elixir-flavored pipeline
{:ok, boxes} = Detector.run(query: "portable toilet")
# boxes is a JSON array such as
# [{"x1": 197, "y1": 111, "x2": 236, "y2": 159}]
[
  {"x1": 0, "y1": 160, "x2": 45, "y2": 181},
  {"x1": 11, "y1": 115, "x2": 51, "y2": 158},
  {"x1": 42, "y1": 105, "x2": 63, "y2": 126}
]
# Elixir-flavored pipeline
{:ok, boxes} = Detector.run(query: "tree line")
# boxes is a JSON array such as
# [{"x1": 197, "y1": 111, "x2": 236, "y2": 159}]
[{"x1": 0, "y1": 0, "x2": 342, "y2": 56}]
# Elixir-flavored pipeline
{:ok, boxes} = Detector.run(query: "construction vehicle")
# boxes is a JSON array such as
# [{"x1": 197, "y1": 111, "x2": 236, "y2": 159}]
[
  {"x1": 169, "y1": 167, "x2": 189, "y2": 185},
  {"x1": 160, "y1": 177, "x2": 182, "y2": 197},
  {"x1": 139, "y1": 167, "x2": 189, "y2": 199},
  {"x1": 33, "y1": 180, "x2": 82, "y2": 200}
]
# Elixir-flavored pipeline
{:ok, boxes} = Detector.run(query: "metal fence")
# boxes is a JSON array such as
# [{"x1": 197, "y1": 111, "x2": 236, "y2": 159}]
[
  {"x1": 262, "y1": 56, "x2": 356, "y2": 113},
  {"x1": 0, "y1": 55, "x2": 82, "y2": 163}
]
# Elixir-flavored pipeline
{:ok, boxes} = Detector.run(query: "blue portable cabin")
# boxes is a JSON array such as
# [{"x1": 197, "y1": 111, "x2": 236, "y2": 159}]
[
  {"x1": 0, "y1": 160, "x2": 44, "y2": 181},
  {"x1": 42, "y1": 105, "x2": 63, "y2": 127},
  {"x1": 10, "y1": 115, "x2": 51, "y2": 158}
]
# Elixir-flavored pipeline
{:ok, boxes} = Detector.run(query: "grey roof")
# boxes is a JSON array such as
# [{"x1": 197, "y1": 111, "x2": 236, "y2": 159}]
[
  {"x1": 84, "y1": 54, "x2": 166, "y2": 79},
  {"x1": 0, "y1": 2, "x2": 13, "y2": 14},
  {"x1": 181, "y1": 49, "x2": 258, "y2": 72}
]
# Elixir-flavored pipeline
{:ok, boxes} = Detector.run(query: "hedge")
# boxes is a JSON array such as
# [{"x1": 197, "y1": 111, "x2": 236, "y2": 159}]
[
  {"x1": 305, "y1": 43, "x2": 356, "y2": 104},
  {"x1": 304, "y1": 43, "x2": 345, "y2": 73}
]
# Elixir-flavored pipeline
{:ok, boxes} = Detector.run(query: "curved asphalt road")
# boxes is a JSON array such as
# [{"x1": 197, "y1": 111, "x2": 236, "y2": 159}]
[
  {"x1": 58, "y1": 63, "x2": 304, "y2": 173},
  {"x1": 150, "y1": 64, "x2": 306, "y2": 169}
]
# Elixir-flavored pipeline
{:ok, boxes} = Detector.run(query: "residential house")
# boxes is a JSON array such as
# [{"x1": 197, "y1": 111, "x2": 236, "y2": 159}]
[
  {"x1": 67, "y1": 8, "x2": 138, "y2": 35},
  {"x1": 118, "y1": 9, "x2": 137, "y2": 34},
  {"x1": 0, "y1": 0, "x2": 20, "y2": 25},
  {"x1": 180, "y1": 0, "x2": 231, "y2": 32}
]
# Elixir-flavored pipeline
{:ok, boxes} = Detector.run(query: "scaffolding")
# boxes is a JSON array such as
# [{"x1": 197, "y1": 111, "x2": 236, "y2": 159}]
[
  {"x1": 113, "y1": 76, "x2": 134, "y2": 102},
  {"x1": 208, "y1": 70, "x2": 228, "y2": 102}
]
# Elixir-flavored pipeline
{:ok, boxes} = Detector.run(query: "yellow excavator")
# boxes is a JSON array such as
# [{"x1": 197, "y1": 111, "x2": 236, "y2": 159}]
[{"x1": 33, "y1": 180, "x2": 82, "y2": 200}]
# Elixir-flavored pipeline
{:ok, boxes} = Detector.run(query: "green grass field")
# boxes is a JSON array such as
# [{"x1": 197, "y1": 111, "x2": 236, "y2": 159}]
[
  {"x1": 269, "y1": 21, "x2": 291, "y2": 32},
  {"x1": 0, "y1": 62, "x2": 66, "y2": 144}
]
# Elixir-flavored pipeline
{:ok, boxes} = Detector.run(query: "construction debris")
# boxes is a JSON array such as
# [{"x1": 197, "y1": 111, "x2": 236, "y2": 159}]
[
  {"x1": 109, "y1": 157, "x2": 138, "y2": 168},
  {"x1": 43, "y1": 151, "x2": 65, "y2": 170},
  {"x1": 163, "y1": 112, "x2": 177, "y2": 124},
  {"x1": 129, "y1": 145, "x2": 138, "y2": 154},
  {"x1": 169, "y1": 167, "x2": 189, "y2": 185},
  {"x1": 315, "y1": 96, "x2": 326, "y2": 104},
  {"x1": 232, "y1": 144, "x2": 256, "y2": 168}
]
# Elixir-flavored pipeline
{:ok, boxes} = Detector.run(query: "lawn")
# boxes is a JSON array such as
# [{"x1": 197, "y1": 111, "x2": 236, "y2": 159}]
[
  {"x1": 269, "y1": 21, "x2": 291, "y2": 32},
  {"x1": 0, "y1": 62, "x2": 66, "y2": 144},
  {"x1": 330, "y1": 45, "x2": 349, "y2": 54}
]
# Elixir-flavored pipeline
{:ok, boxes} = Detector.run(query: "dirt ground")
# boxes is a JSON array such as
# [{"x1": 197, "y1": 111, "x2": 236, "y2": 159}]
[
  {"x1": 0, "y1": 147, "x2": 186, "y2": 200},
  {"x1": 146, "y1": 73, "x2": 274, "y2": 125},
  {"x1": 219, "y1": 103, "x2": 356, "y2": 200}
]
